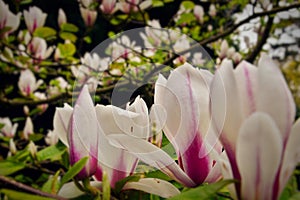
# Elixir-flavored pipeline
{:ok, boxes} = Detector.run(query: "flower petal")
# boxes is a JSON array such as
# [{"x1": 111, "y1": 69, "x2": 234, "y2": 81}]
[
  {"x1": 95, "y1": 105, "x2": 139, "y2": 187},
  {"x1": 236, "y1": 112, "x2": 282, "y2": 200},
  {"x1": 279, "y1": 118, "x2": 300, "y2": 194},
  {"x1": 257, "y1": 54, "x2": 295, "y2": 142},
  {"x1": 69, "y1": 85, "x2": 98, "y2": 179},
  {"x1": 123, "y1": 178, "x2": 180, "y2": 198},
  {"x1": 53, "y1": 103, "x2": 73, "y2": 147},
  {"x1": 211, "y1": 59, "x2": 243, "y2": 180},
  {"x1": 234, "y1": 61, "x2": 258, "y2": 117},
  {"x1": 58, "y1": 181, "x2": 101, "y2": 198},
  {"x1": 107, "y1": 134, "x2": 195, "y2": 187}
]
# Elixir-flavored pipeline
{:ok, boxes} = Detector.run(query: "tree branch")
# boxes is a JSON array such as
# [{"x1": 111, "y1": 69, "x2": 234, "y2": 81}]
[
  {"x1": 246, "y1": 16, "x2": 274, "y2": 63},
  {"x1": 0, "y1": 175, "x2": 68, "y2": 200}
]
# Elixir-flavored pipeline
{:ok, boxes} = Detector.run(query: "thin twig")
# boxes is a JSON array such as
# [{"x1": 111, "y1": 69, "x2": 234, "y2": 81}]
[{"x1": 0, "y1": 175, "x2": 68, "y2": 200}]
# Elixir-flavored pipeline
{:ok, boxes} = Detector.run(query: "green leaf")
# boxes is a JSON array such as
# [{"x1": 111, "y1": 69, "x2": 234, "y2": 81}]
[
  {"x1": 182, "y1": 1, "x2": 194, "y2": 9},
  {"x1": 168, "y1": 179, "x2": 235, "y2": 200},
  {"x1": 152, "y1": 0, "x2": 164, "y2": 7},
  {"x1": 33, "y1": 27, "x2": 57, "y2": 40},
  {"x1": 58, "y1": 43, "x2": 76, "y2": 58},
  {"x1": 0, "y1": 161, "x2": 26, "y2": 175},
  {"x1": 60, "y1": 157, "x2": 89, "y2": 185},
  {"x1": 59, "y1": 32, "x2": 77, "y2": 43},
  {"x1": 42, "y1": 171, "x2": 61, "y2": 194},
  {"x1": 114, "y1": 175, "x2": 141, "y2": 194},
  {"x1": 29, "y1": 133, "x2": 45, "y2": 142},
  {"x1": 83, "y1": 36, "x2": 92, "y2": 44},
  {"x1": 37, "y1": 143, "x2": 67, "y2": 162},
  {"x1": 289, "y1": 193, "x2": 300, "y2": 200},
  {"x1": 176, "y1": 13, "x2": 196, "y2": 25},
  {"x1": 60, "y1": 23, "x2": 79, "y2": 33},
  {"x1": 0, "y1": 189, "x2": 53, "y2": 200}
]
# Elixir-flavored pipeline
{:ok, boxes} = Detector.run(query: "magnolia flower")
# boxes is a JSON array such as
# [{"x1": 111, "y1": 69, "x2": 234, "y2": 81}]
[
  {"x1": 23, "y1": 117, "x2": 34, "y2": 140},
  {"x1": 45, "y1": 130, "x2": 59, "y2": 146},
  {"x1": 208, "y1": 4, "x2": 216, "y2": 17},
  {"x1": 118, "y1": 0, "x2": 152, "y2": 13},
  {"x1": 194, "y1": 5, "x2": 204, "y2": 23},
  {"x1": 80, "y1": 7, "x2": 97, "y2": 27},
  {"x1": 27, "y1": 37, "x2": 53, "y2": 61},
  {"x1": 53, "y1": 85, "x2": 98, "y2": 179},
  {"x1": 192, "y1": 52, "x2": 205, "y2": 66},
  {"x1": 18, "y1": 69, "x2": 43, "y2": 96},
  {"x1": 28, "y1": 141, "x2": 37, "y2": 157},
  {"x1": 34, "y1": 92, "x2": 48, "y2": 113},
  {"x1": 109, "y1": 63, "x2": 222, "y2": 187},
  {"x1": 211, "y1": 55, "x2": 300, "y2": 199},
  {"x1": 0, "y1": 0, "x2": 21, "y2": 36},
  {"x1": 58, "y1": 8, "x2": 67, "y2": 27},
  {"x1": 56, "y1": 86, "x2": 179, "y2": 198},
  {"x1": 9, "y1": 139, "x2": 17, "y2": 155},
  {"x1": 23, "y1": 6, "x2": 47, "y2": 34},
  {"x1": 100, "y1": 0, "x2": 117, "y2": 14},
  {"x1": 48, "y1": 77, "x2": 69, "y2": 96},
  {"x1": 0, "y1": 117, "x2": 18, "y2": 138}
]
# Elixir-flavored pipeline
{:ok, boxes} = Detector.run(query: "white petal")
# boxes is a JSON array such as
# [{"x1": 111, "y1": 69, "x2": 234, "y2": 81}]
[
  {"x1": 236, "y1": 112, "x2": 282, "y2": 200},
  {"x1": 123, "y1": 178, "x2": 180, "y2": 198},
  {"x1": 58, "y1": 181, "x2": 101, "y2": 198},
  {"x1": 107, "y1": 134, "x2": 195, "y2": 187},
  {"x1": 280, "y1": 118, "x2": 300, "y2": 193},
  {"x1": 53, "y1": 103, "x2": 73, "y2": 147},
  {"x1": 257, "y1": 54, "x2": 295, "y2": 142}
]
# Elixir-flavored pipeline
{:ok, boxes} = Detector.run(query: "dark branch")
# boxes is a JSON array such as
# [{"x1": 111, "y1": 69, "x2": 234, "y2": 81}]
[
  {"x1": 246, "y1": 16, "x2": 274, "y2": 63},
  {"x1": 0, "y1": 175, "x2": 68, "y2": 200}
]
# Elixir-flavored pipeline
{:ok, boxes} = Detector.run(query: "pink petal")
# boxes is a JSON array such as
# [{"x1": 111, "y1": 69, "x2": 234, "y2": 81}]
[
  {"x1": 69, "y1": 85, "x2": 98, "y2": 179},
  {"x1": 236, "y1": 112, "x2": 282, "y2": 200}
]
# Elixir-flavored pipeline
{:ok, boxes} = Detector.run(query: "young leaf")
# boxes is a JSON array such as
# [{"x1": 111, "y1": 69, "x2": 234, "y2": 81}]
[
  {"x1": 0, "y1": 189, "x2": 53, "y2": 200},
  {"x1": 60, "y1": 157, "x2": 88, "y2": 185},
  {"x1": 168, "y1": 179, "x2": 235, "y2": 200},
  {"x1": 0, "y1": 161, "x2": 26, "y2": 175},
  {"x1": 33, "y1": 27, "x2": 57, "y2": 40},
  {"x1": 60, "y1": 23, "x2": 79, "y2": 32},
  {"x1": 37, "y1": 143, "x2": 67, "y2": 162},
  {"x1": 41, "y1": 171, "x2": 61, "y2": 194}
]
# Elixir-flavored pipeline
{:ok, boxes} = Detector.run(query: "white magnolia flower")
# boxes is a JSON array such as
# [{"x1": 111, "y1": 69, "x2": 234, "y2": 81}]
[
  {"x1": 18, "y1": 69, "x2": 43, "y2": 96},
  {"x1": 0, "y1": 117, "x2": 18, "y2": 138},
  {"x1": 58, "y1": 8, "x2": 67, "y2": 27},
  {"x1": 0, "y1": 0, "x2": 21, "y2": 35},
  {"x1": 23, "y1": 6, "x2": 47, "y2": 34}
]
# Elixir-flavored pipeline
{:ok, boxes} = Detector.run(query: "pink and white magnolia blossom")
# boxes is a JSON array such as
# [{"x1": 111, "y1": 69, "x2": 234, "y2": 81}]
[
  {"x1": 45, "y1": 130, "x2": 59, "y2": 146},
  {"x1": 211, "y1": 55, "x2": 300, "y2": 200},
  {"x1": 58, "y1": 8, "x2": 67, "y2": 27},
  {"x1": 23, "y1": 117, "x2": 34, "y2": 140},
  {"x1": 118, "y1": 0, "x2": 152, "y2": 13},
  {"x1": 109, "y1": 63, "x2": 223, "y2": 187},
  {"x1": 0, "y1": 0, "x2": 21, "y2": 36},
  {"x1": 0, "y1": 117, "x2": 18, "y2": 138},
  {"x1": 53, "y1": 85, "x2": 99, "y2": 179},
  {"x1": 27, "y1": 37, "x2": 53, "y2": 61},
  {"x1": 56, "y1": 87, "x2": 179, "y2": 198},
  {"x1": 80, "y1": 7, "x2": 97, "y2": 27},
  {"x1": 194, "y1": 5, "x2": 204, "y2": 23},
  {"x1": 18, "y1": 69, "x2": 43, "y2": 96},
  {"x1": 100, "y1": 0, "x2": 117, "y2": 14},
  {"x1": 53, "y1": 85, "x2": 140, "y2": 183},
  {"x1": 23, "y1": 6, "x2": 47, "y2": 34}
]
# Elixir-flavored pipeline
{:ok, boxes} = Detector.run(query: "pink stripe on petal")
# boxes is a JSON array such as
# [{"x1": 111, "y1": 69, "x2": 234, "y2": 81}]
[{"x1": 179, "y1": 133, "x2": 210, "y2": 185}]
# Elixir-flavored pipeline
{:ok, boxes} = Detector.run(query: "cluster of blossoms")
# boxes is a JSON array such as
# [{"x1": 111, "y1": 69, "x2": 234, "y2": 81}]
[{"x1": 51, "y1": 55, "x2": 300, "y2": 199}]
